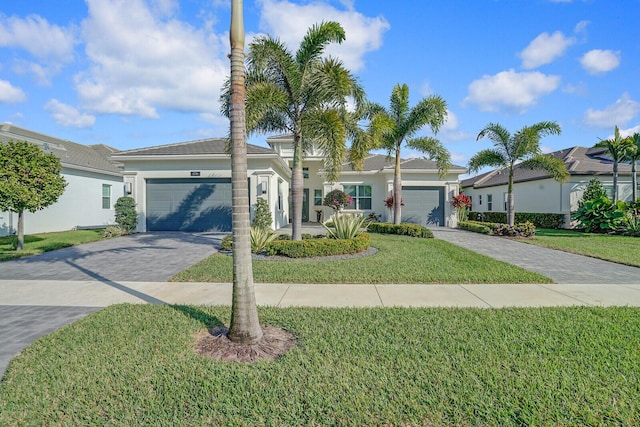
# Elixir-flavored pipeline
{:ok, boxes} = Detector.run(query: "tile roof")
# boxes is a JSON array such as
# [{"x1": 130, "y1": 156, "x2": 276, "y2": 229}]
[
  {"x1": 341, "y1": 154, "x2": 466, "y2": 172},
  {"x1": 113, "y1": 138, "x2": 276, "y2": 157},
  {"x1": 0, "y1": 123, "x2": 122, "y2": 175},
  {"x1": 462, "y1": 146, "x2": 633, "y2": 189}
]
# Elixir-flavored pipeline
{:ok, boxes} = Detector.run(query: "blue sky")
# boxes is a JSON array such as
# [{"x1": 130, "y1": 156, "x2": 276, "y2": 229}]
[{"x1": 1, "y1": 0, "x2": 639, "y2": 172}]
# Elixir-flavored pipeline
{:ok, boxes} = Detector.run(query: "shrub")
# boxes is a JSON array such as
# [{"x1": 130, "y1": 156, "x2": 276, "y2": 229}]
[
  {"x1": 580, "y1": 178, "x2": 608, "y2": 206},
  {"x1": 103, "y1": 225, "x2": 126, "y2": 238},
  {"x1": 220, "y1": 235, "x2": 233, "y2": 251},
  {"x1": 252, "y1": 197, "x2": 272, "y2": 230},
  {"x1": 451, "y1": 194, "x2": 472, "y2": 223},
  {"x1": 323, "y1": 213, "x2": 368, "y2": 240},
  {"x1": 323, "y1": 189, "x2": 352, "y2": 211},
  {"x1": 491, "y1": 221, "x2": 536, "y2": 238},
  {"x1": 384, "y1": 195, "x2": 404, "y2": 208},
  {"x1": 266, "y1": 233, "x2": 370, "y2": 258},
  {"x1": 367, "y1": 222, "x2": 434, "y2": 238},
  {"x1": 114, "y1": 196, "x2": 137, "y2": 233},
  {"x1": 572, "y1": 196, "x2": 626, "y2": 233},
  {"x1": 467, "y1": 211, "x2": 564, "y2": 229},
  {"x1": 250, "y1": 226, "x2": 277, "y2": 253},
  {"x1": 458, "y1": 221, "x2": 491, "y2": 234}
]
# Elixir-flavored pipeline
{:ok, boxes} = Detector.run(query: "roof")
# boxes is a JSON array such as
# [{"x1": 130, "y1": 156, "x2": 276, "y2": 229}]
[
  {"x1": 112, "y1": 138, "x2": 276, "y2": 157},
  {"x1": 340, "y1": 154, "x2": 466, "y2": 173},
  {"x1": 0, "y1": 123, "x2": 122, "y2": 176},
  {"x1": 461, "y1": 146, "x2": 633, "y2": 189}
]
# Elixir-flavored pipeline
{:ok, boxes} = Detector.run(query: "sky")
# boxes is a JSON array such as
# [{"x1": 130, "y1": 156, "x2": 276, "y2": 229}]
[{"x1": 1, "y1": 0, "x2": 639, "y2": 175}]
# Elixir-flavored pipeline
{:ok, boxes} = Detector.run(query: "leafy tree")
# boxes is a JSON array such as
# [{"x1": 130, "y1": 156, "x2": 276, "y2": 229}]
[
  {"x1": 469, "y1": 122, "x2": 568, "y2": 226},
  {"x1": 594, "y1": 125, "x2": 632, "y2": 202},
  {"x1": 223, "y1": 21, "x2": 364, "y2": 240},
  {"x1": 353, "y1": 83, "x2": 450, "y2": 224},
  {"x1": 0, "y1": 140, "x2": 67, "y2": 250},
  {"x1": 227, "y1": 0, "x2": 262, "y2": 344},
  {"x1": 114, "y1": 196, "x2": 137, "y2": 233},
  {"x1": 580, "y1": 178, "x2": 608, "y2": 206},
  {"x1": 625, "y1": 132, "x2": 640, "y2": 202},
  {"x1": 252, "y1": 197, "x2": 273, "y2": 230}
]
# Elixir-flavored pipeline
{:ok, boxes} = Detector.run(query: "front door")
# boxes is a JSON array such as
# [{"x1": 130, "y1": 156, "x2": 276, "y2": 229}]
[{"x1": 302, "y1": 188, "x2": 309, "y2": 222}]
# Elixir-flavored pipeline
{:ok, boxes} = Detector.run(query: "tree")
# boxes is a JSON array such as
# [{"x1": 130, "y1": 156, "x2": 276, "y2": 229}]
[
  {"x1": 226, "y1": 21, "x2": 364, "y2": 240},
  {"x1": 625, "y1": 132, "x2": 640, "y2": 202},
  {"x1": 354, "y1": 83, "x2": 450, "y2": 224},
  {"x1": 227, "y1": 0, "x2": 263, "y2": 344},
  {"x1": 595, "y1": 126, "x2": 632, "y2": 203},
  {"x1": 0, "y1": 140, "x2": 67, "y2": 250},
  {"x1": 469, "y1": 122, "x2": 568, "y2": 226},
  {"x1": 580, "y1": 178, "x2": 608, "y2": 206},
  {"x1": 114, "y1": 196, "x2": 137, "y2": 233}
]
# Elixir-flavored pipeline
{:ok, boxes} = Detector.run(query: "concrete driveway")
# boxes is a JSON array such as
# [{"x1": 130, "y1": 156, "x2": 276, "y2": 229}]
[{"x1": 0, "y1": 232, "x2": 225, "y2": 282}]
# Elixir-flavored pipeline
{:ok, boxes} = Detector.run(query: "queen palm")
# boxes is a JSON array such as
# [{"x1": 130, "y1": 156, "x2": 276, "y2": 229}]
[
  {"x1": 595, "y1": 125, "x2": 632, "y2": 202},
  {"x1": 354, "y1": 83, "x2": 450, "y2": 224},
  {"x1": 241, "y1": 22, "x2": 364, "y2": 240},
  {"x1": 625, "y1": 132, "x2": 640, "y2": 202},
  {"x1": 469, "y1": 121, "x2": 568, "y2": 226}
]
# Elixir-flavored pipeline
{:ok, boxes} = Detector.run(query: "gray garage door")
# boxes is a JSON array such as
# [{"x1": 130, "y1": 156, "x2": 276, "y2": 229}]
[
  {"x1": 401, "y1": 186, "x2": 444, "y2": 226},
  {"x1": 146, "y1": 178, "x2": 232, "y2": 232}
]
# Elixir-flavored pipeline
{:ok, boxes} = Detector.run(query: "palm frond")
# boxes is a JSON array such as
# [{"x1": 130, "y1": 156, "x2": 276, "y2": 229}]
[
  {"x1": 468, "y1": 149, "x2": 507, "y2": 173},
  {"x1": 303, "y1": 108, "x2": 347, "y2": 182},
  {"x1": 245, "y1": 81, "x2": 291, "y2": 134},
  {"x1": 403, "y1": 95, "x2": 447, "y2": 137},
  {"x1": 477, "y1": 123, "x2": 511, "y2": 147},
  {"x1": 389, "y1": 84, "x2": 410, "y2": 125},
  {"x1": 519, "y1": 154, "x2": 570, "y2": 183},
  {"x1": 296, "y1": 21, "x2": 345, "y2": 69},
  {"x1": 406, "y1": 136, "x2": 451, "y2": 178}
]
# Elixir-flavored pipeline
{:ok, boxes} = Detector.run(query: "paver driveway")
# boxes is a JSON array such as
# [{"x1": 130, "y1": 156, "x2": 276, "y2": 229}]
[{"x1": 0, "y1": 232, "x2": 224, "y2": 282}]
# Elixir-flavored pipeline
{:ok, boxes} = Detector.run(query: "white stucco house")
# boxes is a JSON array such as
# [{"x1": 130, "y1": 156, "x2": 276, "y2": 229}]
[
  {"x1": 0, "y1": 123, "x2": 124, "y2": 237},
  {"x1": 461, "y1": 146, "x2": 637, "y2": 227}
]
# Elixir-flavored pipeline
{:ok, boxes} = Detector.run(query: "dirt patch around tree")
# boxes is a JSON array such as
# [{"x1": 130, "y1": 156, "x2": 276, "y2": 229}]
[{"x1": 194, "y1": 325, "x2": 296, "y2": 363}]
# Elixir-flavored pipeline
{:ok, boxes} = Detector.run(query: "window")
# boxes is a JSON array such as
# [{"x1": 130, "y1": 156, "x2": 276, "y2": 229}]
[
  {"x1": 102, "y1": 184, "x2": 111, "y2": 209},
  {"x1": 487, "y1": 194, "x2": 493, "y2": 211},
  {"x1": 478, "y1": 195, "x2": 482, "y2": 206},
  {"x1": 303, "y1": 167, "x2": 309, "y2": 179},
  {"x1": 314, "y1": 189, "x2": 322, "y2": 206},
  {"x1": 343, "y1": 185, "x2": 372, "y2": 210}
]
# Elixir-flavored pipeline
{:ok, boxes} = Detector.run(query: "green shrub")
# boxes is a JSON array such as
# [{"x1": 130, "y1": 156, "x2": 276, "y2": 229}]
[
  {"x1": 250, "y1": 226, "x2": 278, "y2": 253},
  {"x1": 491, "y1": 221, "x2": 536, "y2": 237},
  {"x1": 323, "y1": 213, "x2": 368, "y2": 239},
  {"x1": 103, "y1": 225, "x2": 126, "y2": 238},
  {"x1": 252, "y1": 197, "x2": 272, "y2": 230},
  {"x1": 572, "y1": 196, "x2": 626, "y2": 233},
  {"x1": 114, "y1": 196, "x2": 137, "y2": 233},
  {"x1": 580, "y1": 178, "x2": 608, "y2": 206},
  {"x1": 266, "y1": 233, "x2": 370, "y2": 258},
  {"x1": 220, "y1": 235, "x2": 233, "y2": 251},
  {"x1": 367, "y1": 222, "x2": 434, "y2": 238},
  {"x1": 323, "y1": 189, "x2": 352, "y2": 211},
  {"x1": 276, "y1": 234, "x2": 291, "y2": 241},
  {"x1": 468, "y1": 211, "x2": 564, "y2": 228},
  {"x1": 458, "y1": 221, "x2": 491, "y2": 234}
]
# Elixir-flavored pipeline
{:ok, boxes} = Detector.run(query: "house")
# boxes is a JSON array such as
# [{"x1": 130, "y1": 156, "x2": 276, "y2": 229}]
[
  {"x1": 0, "y1": 123, "x2": 124, "y2": 237},
  {"x1": 461, "y1": 146, "x2": 636, "y2": 227}
]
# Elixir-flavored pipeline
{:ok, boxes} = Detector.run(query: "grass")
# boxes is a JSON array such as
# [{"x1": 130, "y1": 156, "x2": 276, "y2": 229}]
[
  {"x1": 172, "y1": 233, "x2": 552, "y2": 284},
  {"x1": 0, "y1": 229, "x2": 107, "y2": 261},
  {"x1": 528, "y1": 228, "x2": 640, "y2": 268},
  {"x1": 1, "y1": 304, "x2": 638, "y2": 426}
]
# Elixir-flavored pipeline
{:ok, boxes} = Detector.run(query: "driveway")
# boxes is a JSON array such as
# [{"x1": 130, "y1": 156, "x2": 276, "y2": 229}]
[{"x1": 0, "y1": 232, "x2": 225, "y2": 282}]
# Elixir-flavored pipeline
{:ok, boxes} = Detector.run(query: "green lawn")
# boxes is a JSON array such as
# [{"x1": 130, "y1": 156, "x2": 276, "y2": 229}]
[
  {"x1": 172, "y1": 233, "x2": 552, "y2": 284},
  {"x1": 528, "y1": 228, "x2": 640, "y2": 268},
  {"x1": 0, "y1": 229, "x2": 107, "y2": 261},
  {"x1": 1, "y1": 304, "x2": 638, "y2": 426}
]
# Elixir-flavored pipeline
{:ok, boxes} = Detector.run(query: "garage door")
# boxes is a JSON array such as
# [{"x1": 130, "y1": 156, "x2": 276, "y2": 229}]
[
  {"x1": 401, "y1": 186, "x2": 444, "y2": 226},
  {"x1": 146, "y1": 178, "x2": 232, "y2": 232}
]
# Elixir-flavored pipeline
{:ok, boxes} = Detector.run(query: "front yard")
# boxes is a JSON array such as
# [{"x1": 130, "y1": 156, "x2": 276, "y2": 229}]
[
  {"x1": 1, "y1": 304, "x2": 638, "y2": 426},
  {"x1": 0, "y1": 229, "x2": 106, "y2": 261}
]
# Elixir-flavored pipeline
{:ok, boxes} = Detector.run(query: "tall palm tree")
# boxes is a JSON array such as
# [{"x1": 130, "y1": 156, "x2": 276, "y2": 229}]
[
  {"x1": 469, "y1": 121, "x2": 568, "y2": 226},
  {"x1": 625, "y1": 132, "x2": 640, "y2": 202},
  {"x1": 241, "y1": 22, "x2": 364, "y2": 240},
  {"x1": 353, "y1": 83, "x2": 450, "y2": 225},
  {"x1": 595, "y1": 125, "x2": 632, "y2": 203},
  {"x1": 227, "y1": 0, "x2": 262, "y2": 344}
]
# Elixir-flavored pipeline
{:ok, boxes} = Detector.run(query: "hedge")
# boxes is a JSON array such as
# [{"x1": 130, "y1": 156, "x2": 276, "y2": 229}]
[
  {"x1": 367, "y1": 222, "x2": 434, "y2": 238},
  {"x1": 458, "y1": 221, "x2": 491, "y2": 234},
  {"x1": 467, "y1": 212, "x2": 564, "y2": 228},
  {"x1": 459, "y1": 220, "x2": 536, "y2": 238},
  {"x1": 265, "y1": 233, "x2": 371, "y2": 258}
]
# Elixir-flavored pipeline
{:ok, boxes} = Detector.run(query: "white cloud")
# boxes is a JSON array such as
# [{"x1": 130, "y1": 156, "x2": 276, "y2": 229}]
[
  {"x1": 562, "y1": 82, "x2": 587, "y2": 95},
  {"x1": 580, "y1": 49, "x2": 620, "y2": 74},
  {"x1": 45, "y1": 99, "x2": 96, "y2": 128},
  {"x1": 618, "y1": 125, "x2": 640, "y2": 138},
  {"x1": 583, "y1": 93, "x2": 640, "y2": 128},
  {"x1": 257, "y1": 0, "x2": 389, "y2": 72},
  {"x1": 419, "y1": 81, "x2": 433, "y2": 97},
  {"x1": 443, "y1": 109, "x2": 459, "y2": 131},
  {"x1": 75, "y1": 0, "x2": 229, "y2": 118},
  {"x1": 519, "y1": 31, "x2": 575, "y2": 69},
  {"x1": 463, "y1": 69, "x2": 560, "y2": 113},
  {"x1": 0, "y1": 79, "x2": 26, "y2": 103}
]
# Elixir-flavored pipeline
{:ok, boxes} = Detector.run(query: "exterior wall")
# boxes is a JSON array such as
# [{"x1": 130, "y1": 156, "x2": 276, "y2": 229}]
[
  {"x1": 120, "y1": 158, "x2": 290, "y2": 232},
  {"x1": 0, "y1": 168, "x2": 123, "y2": 236}
]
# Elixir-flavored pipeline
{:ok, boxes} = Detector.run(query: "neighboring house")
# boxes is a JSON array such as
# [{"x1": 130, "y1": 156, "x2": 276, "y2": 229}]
[
  {"x1": 267, "y1": 135, "x2": 467, "y2": 227},
  {"x1": 461, "y1": 146, "x2": 636, "y2": 227},
  {"x1": 0, "y1": 123, "x2": 124, "y2": 237}
]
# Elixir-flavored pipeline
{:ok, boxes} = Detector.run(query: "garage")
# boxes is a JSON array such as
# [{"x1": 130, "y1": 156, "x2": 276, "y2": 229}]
[
  {"x1": 146, "y1": 178, "x2": 232, "y2": 232},
  {"x1": 401, "y1": 186, "x2": 444, "y2": 226}
]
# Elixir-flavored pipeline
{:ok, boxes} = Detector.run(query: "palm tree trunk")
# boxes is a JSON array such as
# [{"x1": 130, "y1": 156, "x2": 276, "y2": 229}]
[
  {"x1": 393, "y1": 145, "x2": 402, "y2": 225},
  {"x1": 228, "y1": 0, "x2": 263, "y2": 344},
  {"x1": 507, "y1": 166, "x2": 515, "y2": 226},
  {"x1": 290, "y1": 134, "x2": 304, "y2": 240},
  {"x1": 613, "y1": 162, "x2": 619, "y2": 203},
  {"x1": 632, "y1": 160, "x2": 637, "y2": 202}
]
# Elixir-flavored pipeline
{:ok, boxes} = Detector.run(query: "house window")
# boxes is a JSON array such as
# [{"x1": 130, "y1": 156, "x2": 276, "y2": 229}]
[
  {"x1": 303, "y1": 167, "x2": 309, "y2": 179},
  {"x1": 478, "y1": 195, "x2": 482, "y2": 206},
  {"x1": 102, "y1": 184, "x2": 111, "y2": 209},
  {"x1": 314, "y1": 189, "x2": 322, "y2": 206},
  {"x1": 487, "y1": 194, "x2": 493, "y2": 211},
  {"x1": 344, "y1": 185, "x2": 372, "y2": 210},
  {"x1": 277, "y1": 179, "x2": 283, "y2": 210}
]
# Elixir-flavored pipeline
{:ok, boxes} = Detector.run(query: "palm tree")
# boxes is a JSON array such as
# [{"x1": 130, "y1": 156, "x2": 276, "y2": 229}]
[
  {"x1": 353, "y1": 83, "x2": 450, "y2": 225},
  {"x1": 625, "y1": 132, "x2": 640, "y2": 202},
  {"x1": 469, "y1": 121, "x2": 568, "y2": 226},
  {"x1": 241, "y1": 22, "x2": 364, "y2": 240},
  {"x1": 595, "y1": 125, "x2": 632, "y2": 203},
  {"x1": 227, "y1": 0, "x2": 262, "y2": 344}
]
